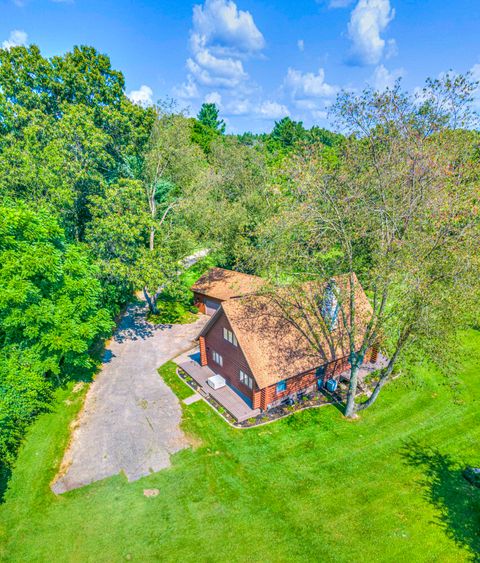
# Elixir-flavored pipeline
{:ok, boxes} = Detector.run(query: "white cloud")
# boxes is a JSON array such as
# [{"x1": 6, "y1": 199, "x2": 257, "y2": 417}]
[
  {"x1": 369, "y1": 64, "x2": 404, "y2": 90},
  {"x1": 187, "y1": 50, "x2": 247, "y2": 88},
  {"x1": 173, "y1": 76, "x2": 200, "y2": 100},
  {"x1": 204, "y1": 91, "x2": 222, "y2": 106},
  {"x1": 284, "y1": 67, "x2": 338, "y2": 99},
  {"x1": 347, "y1": 0, "x2": 395, "y2": 66},
  {"x1": 256, "y1": 101, "x2": 290, "y2": 119},
  {"x1": 192, "y1": 0, "x2": 265, "y2": 57},
  {"x1": 128, "y1": 85, "x2": 154, "y2": 106},
  {"x1": 224, "y1": 98, "x2": 252, "y2": 115},
  {"x1": 2, "y1": 29, "x2": 28, "y2": 50},
  {"x1": 283, "y1": 68, "x2": 337, "y2": 123},
  {"x1": 312, "y1": 109, "x2": 328, "y2": 120},
  {"x1": 297, "y1": 39, "x2": 305, "y2": 52},
  {"x1": 180, "y1": 0, "x2": 264, "y2": 93}
]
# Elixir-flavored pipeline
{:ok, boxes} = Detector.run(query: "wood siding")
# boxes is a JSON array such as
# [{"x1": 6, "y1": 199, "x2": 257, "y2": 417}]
[
  {"x1": 193, "y1": 292, "x2": 223, "y2": 316},
  {"x1": 204, "y1": 310, "x2": 256, "y2": 403},
  {"x1": 202, "y1": 308, "x2": 375, "y2": 412},
  {"x1": 259, "y1": 356, "x2": 352, "y2": 410}
]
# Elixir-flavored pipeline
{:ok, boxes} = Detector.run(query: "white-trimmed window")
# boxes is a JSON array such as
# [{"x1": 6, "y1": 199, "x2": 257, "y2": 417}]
[
  {"x1": 239, "y1": 369, "x2": 253, "y2": 389},
  {"x1": 212, "y1": 351, "x2": 223, "y2": 366},
  {"x1": 223, "y1": 327, "x2": 238, "y2": 346}
]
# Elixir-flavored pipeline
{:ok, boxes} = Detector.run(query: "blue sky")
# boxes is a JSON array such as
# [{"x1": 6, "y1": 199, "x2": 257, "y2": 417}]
[{"x1": 2, "y1": 0, "x2": 480, "y2": 132}]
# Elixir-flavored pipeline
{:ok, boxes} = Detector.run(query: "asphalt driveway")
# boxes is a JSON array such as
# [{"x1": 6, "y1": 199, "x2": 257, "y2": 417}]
[{"x1": 51, "y1": 301, "x2": 208, "y2": 493}]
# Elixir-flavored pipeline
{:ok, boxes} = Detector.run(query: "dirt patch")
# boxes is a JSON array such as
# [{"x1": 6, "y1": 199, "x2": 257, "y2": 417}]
[{"x1": 143, "y1": 488, "x2": 160, "y2": 497}]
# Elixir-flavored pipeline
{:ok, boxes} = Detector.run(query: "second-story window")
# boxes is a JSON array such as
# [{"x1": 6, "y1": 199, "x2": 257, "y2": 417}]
[
  {"x1": 212, "y1": 350, "x2": 223, "y2": 366},
  {"x1": 223, "y1": 327, "x2": 238, "y2": 346}
]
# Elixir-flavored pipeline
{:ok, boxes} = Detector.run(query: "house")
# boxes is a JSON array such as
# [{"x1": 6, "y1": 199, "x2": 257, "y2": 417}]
[
  {"x1": 191, "y1": 267, "x2": 265, "y2": 316},
  {"x1": 194, "y1": 270, "x2": 377, "y2": 412}
]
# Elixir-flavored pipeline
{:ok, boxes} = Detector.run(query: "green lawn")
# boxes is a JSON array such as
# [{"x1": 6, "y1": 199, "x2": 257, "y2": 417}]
[{"x1": 1, "y1": 332, "x2": 479, "y2": 562}]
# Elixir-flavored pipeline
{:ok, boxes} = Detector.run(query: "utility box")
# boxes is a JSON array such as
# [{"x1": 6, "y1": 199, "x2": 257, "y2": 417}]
[
  {"x1": 207, "y1": 374, "x2": 226, "y2": 390},
  {"x1": 325, "y1": 379, "x2": 338, "y2": 393}
]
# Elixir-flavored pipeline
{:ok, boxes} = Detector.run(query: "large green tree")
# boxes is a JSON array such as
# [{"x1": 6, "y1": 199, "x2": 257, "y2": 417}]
[
  {"x1": 0, "y1": 203, "x2": 113, "y2": 468},
  {"x1": 254, "y1": 75, "x2": 480, "y2": 417},
  {"x1": 137, "y1": 109, "x2": 204, "y2": 313},
  {"x1": 0, "y1": 44, "x2": 154, "y2": 239}
]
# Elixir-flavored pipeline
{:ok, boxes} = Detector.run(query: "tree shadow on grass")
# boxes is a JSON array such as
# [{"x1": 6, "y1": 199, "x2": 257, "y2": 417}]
[
  {"x1": 402, "y1": 441, "x2": 480, "y2": 561},
  {"x1": 0, "y1": 464, "x2": 11, "y2": 503}
]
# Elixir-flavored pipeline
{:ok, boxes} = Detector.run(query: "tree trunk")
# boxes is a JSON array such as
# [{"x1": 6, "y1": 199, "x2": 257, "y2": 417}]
[
  {"x1": 149, "y1": 190, "x2": 156, "y2": 251},
  {"x1": 356, "y1": 374, "x2": 388, "y2": 411},
  {"x1": 149, "y1": 226, "x2": 155, "y2": 252},
  {"x1": 143, "y1": 287, "x2": 158, "y2": 314},
  {"x1": 344, "y1": 361, "x2": 361, "y2": 418}
]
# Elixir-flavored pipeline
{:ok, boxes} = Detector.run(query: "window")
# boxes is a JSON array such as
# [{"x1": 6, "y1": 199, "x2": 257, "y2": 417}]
[
  {"x1": 223, "y1": 327, "x2": 238, "y2": 346},
  {"x1": 212, "y1": 351, "x2": 223, "y2": 366},
  {"x1": 276, "y1": 380, "x2": 287, "y2": 394},
  {"x1": 239, "y1": 369, "x2": 253, "y2": 389}
]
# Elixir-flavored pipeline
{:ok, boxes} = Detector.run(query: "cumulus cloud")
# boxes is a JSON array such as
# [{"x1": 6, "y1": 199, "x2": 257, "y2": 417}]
[
  {"x1": 284, "y1": 67, "x2": 338, "y2": 99},
  {"x1": 283, "y1": 67, "x2": 337, "y2": 123},
  {"x1": 224, "y1": 98, "x2": 252, "y2": 115},
  {"x1": 173, "y1": 76, "x2": 200, "y2": 100},
  {"x1": 2, "y1": 29, "x2": 28, "y2": 50},
  {"x1": 204, "y1": 91, "x2": 223, "y2": 106},
  {"x1": 192, "y1": 0, "x2": 264, "y2": 57},
  {"x1": 297, "y1": 39, "x2": 305, "y2": 52},
  {"x1": 185, "y1": 0, "x2": 264, "y2": 90},
  {"x1": 187, "y1": 50, "x2": 247, "y2": 88},
  {"x1": 256, "y1": 101, "x2": 290, "y2": 119},
  {"x1": 347, "y1": 0, "x2": 395, "y2": 66},
  {"x1": 128, "y1": 85, "x2": 154, "y2": 106},
  {"x1": 369, "y1": 64, "x2": 404, "y2": 90}
]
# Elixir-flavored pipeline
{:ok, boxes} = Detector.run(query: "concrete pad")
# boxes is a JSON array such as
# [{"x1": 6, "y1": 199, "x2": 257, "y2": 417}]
[
  {"x1": 51, "y1": 302, "x2": 208, "y2": 494},
  {"x1": 183, "y1": 393, "x2": 202, "y2": 405}
]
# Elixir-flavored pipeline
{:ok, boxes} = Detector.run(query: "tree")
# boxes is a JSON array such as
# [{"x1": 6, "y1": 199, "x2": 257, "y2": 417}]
[
  {"x1": 0, "y1": 44, "x2": 154, "y2": 239},
  {"x1": 140, "y1": 108, "x2": 203, "y2": 313},
  {"x1": 0, "y1": 203, "x2": 113, "y2": 468},
  {"x1": 197, "y1": 103, "x2": 225, "y2": 133},
  {"x1": 254, "y1": 75, "x2": 480, "y2": 417},
  {"x1": 86, "y1": 179, "x2": 150, "y2": 312},
  {"x1": 270, "y1": 117, "x2": 306, "y2": 148},
  {"x1": 180, "y1": 136, "x2": 273, "y2": 269}
]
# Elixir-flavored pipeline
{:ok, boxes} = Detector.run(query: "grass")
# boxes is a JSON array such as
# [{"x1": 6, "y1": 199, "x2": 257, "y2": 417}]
[
  {"x1": 1, "y1": 332, "x2": 480, "y2": 562},
  {"x1": 147, "y1": 295, "x2": 198, "y2": 325}
]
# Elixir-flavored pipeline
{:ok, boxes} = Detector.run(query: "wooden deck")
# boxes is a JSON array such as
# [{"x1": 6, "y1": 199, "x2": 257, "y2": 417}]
[{"x1": 174, "y1": 350, "x2": 261, "y2": 423}]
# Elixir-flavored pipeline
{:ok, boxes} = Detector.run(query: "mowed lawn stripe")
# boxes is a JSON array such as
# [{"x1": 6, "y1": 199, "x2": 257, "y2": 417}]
[{"x1": 1, "y1": 331, "x2": 479, "y2": 562}]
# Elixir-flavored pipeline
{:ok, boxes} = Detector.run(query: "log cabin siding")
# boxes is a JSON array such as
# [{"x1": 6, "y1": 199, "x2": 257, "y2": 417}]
[{"x1": 204, "y1": 310, "x2": 256, "y2": 402}]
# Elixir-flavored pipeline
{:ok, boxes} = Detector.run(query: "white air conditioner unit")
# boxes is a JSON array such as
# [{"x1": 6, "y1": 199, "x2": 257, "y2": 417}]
[{"x1": 207, "y1": 374, "x2": 226, "y2": 390}]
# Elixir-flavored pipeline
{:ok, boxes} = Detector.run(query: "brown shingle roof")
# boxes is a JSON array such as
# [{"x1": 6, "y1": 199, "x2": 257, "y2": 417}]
[
  {"x1": 191, "y1": 267, "x2": 265, "y2": 301},
  {"x1": 200, "y1": 273, "x2": 372, "y2": 389}
]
